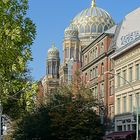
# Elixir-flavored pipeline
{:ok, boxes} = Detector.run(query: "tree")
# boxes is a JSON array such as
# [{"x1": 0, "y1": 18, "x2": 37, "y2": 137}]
[
  {"x1": 49, "y1": 86, "x2": 104, "y2": 140},
  {"x1": 13, "y1": 105, "x2": 52, "y2": 140},
  {"x1": 14, "y1": 85, "x2": 104, "y2": 140},
  {"x1": 0, "y1": 0, "x2": 36, "y2": 118}
]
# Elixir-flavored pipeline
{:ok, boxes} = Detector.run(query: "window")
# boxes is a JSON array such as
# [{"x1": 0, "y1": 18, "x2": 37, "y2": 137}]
[
  {"x1": 85, "y1": 25, "x2": 90, "y2": 33},
  {"x1": 136, "y1": 93, "x2": 139, "y2": 108},
  {"x1": 117, "y1": 98, "x2": 121, "y2": 114},
  {"x1": 90, "y1": 69, "x2": 93, "y2": 79},
  {"x1": 91, "y1": 24, "x2": 97, "y2": 32},
  {"x1": 123, "y1": 96, "x2": 126, "y2": 113},
  {"x1": 101, "y1": 63, "x2": 104, "y2": 74},
  {"x1": 129, "y1": 95, "x2": 133, "y2": 112},
  {"x1": 117, "y1": 72, "x2": 121, "y2": 87},
  {"x1": 85, "y1": 55, "x2": 87, "y2": 64},
  {"x1": 109, "y1": 105, "x2": 114, "y2": 118},
  {"x1": 110, "y1": 80, "x2": 114, "y2": 96},
  {"x1": 65, "y1": 47, "x2": 69, "y2": 58},
  {"x1": 93, "y1": 49, "x2": 95, "y2": 59},
  {"x1": 136, "y1": 64, "x2": 139, "y2": 80},
  {"x1": 100, "y1": 43, "x2": 104, "y2": 54},
  {"x1": 95, "y1": 66, "x2": 98, "y2": 77},
  {"x1": 93, "y1": 68, "x2": 95, "y2": 78},
  {"x1": 128, "y1": 125, "x2": 131, "y2": 131},
  {"x1": 95, "y1": 47, "x2": 97, "y2": 58},
  {"x1": 124, "y1": 125, "x2": 126, "y2": 131},
  {"x1": 129, "y1": 67, "x2": 133, "y2": 82},
  {"x1": 117, "y1": 126, "x2": 122, "y2": 131},
  {"x1": 100, "y1": 83, "x2": 104, "y2": 98},
  {"x1": 95, "y1": 86, "x2": 98, "y2": 97},
  {"x1": 90, "y1": 50, "x2": 92, "y2": 61},
  {"x1": 122, "y1": 70, "x2": 126, "y2": 85},
  {"x1": 70, "y1": 47, "x2": 74, "y2": 59},
  {"x1": 85, "y1": 73, "x2": 87, "y2": 83},
  {"x1": 92, "y1": 86, "x2": 98, "y2": 98},
  {"x1": 104, "y1": 25, "x2": 108, "y2": 31},
  {"x1": 80, "y1": 25, "x2": 85, "y2": 33},
  {"x1": 98, "y1": 24, "x2": 103, "y2": 33}
]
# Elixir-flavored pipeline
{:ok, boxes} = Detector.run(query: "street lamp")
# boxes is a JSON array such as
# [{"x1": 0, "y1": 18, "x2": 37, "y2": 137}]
[{"x1": 107, "y1": 71, "x2": 139, "y2": 140}]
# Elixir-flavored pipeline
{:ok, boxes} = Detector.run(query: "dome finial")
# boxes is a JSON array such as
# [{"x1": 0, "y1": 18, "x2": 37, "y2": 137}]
[
  {"x1": 91, "y1": 0, "x2": 96, "y2": 7},
  {"x1": 52, "y1": 42, "x2": 55, "y2": 48}
]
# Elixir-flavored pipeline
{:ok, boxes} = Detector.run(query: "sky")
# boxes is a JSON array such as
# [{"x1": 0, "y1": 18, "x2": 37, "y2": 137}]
[{"x1": 27, "y1": 0, "x2": 140, "y2": 81}]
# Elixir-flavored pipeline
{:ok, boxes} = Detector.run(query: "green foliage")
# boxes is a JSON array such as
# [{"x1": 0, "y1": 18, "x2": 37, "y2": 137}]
[
  {"x1": 13, "y1": 106, "x2": 52, "y2": 140},
  {"x1": 49, "y1": 86, "x2": 104, "y2": 140},
  {"x1": 14, "y1": 86, "x2": 104, "y2": 140},
  {"x1": 0, "y1": 0, "x2": 36, "y2": 118}
]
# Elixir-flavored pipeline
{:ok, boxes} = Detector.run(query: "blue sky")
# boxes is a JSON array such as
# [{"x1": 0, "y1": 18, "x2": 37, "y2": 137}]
[{"x1": 27, "y1": 0, "x2": 140, "y2": 81}]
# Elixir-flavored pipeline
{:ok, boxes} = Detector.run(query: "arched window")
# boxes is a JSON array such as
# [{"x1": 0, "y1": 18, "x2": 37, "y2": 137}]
[
  {"x1": 104, "y1": 25, "x2": 108, "y2": 31},
  {"x1": 98, "y1": 24, "x2": 103, "y2": 33},
  {"x1": 91, "y1": 24, "x2": 97, "y2": 32},
  {"x1": 79, "y1": 25, "x2": 85, "y2": 33},
  {"x1": 85, "y1": 25, "x2": 90, "y2": 33},
  {"x1": 101, "y1": 63, "x2": 104, "y2": 74},
  {"x1": 95, "y1": 47, "x2": 98, "y2": 57},
  {"x1": 100, "y1": 42, "x2": 104, "y2": 54}
]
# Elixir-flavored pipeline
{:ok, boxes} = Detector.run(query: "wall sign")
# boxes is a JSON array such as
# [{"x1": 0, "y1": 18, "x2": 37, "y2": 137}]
[{"x1": 121, "y1": 31, "x2": 140, "y2": 46}]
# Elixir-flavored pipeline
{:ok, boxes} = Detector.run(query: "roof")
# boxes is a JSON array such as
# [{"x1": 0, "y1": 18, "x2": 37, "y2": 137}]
[{"x1": 104, "y1": 131, "x2": 135, "y2": 139}]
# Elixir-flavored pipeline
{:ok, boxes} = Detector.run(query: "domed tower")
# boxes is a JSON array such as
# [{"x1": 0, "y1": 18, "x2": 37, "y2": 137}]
[
  {"x1": 47, "y1": 43, "x2": 60, "y2": 79},
  {"x1": 63, "y1": 26, "x2": 80, "y2": 64},
  {"x1": 70, "y1": 0, "x2": 115, "y2": 47},
  {"x1": 60, "y1": 0, "x2": 115, "y2": 84}
]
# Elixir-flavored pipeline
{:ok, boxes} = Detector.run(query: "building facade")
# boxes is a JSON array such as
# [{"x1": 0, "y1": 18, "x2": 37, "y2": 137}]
[
  {"x1": 81, "y1": 26, "x2": 117, "y2": 132},
  {"x1": 111, "y1": 7, "x2": 140, "y2": 132}
]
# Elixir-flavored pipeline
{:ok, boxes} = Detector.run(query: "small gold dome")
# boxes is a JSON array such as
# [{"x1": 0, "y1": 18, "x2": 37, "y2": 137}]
[{"x1": 47, "y1": 43, "x2": 59, "y2": 59}]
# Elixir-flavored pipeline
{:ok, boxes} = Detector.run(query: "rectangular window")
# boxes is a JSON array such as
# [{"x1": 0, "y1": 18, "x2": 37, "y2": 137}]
[
  {"x1": 122, "y1": 70, "x2": 126, "y2": 85},
  {"x1": 136, "y1": 93, "x2": 139, "y2": 109},
  {"x1": 70, "y1": 47, "x2": 74, "y2": 59},
  {"x1": 129, "y1": 67, "x2": 133, "y2": 82},
  {"x1": 93, "y1": 68, "x2": 95, "y2": 78},
  {"x1": 100, "y1": 83, "x2": 104, "y2": 98},
  {"x1": 85, "y1": 55, "x2": 87, "y2": 64},
  {"x1": 129, "y1": 95, "x2": 133, "y2": 112},
  {"x1": 123, "y1": 96, "x2": 126, "y2": 113},
  {"x1": 136, "y1": 64, "x2": 139, "y2": 80},
  {"x1": 110, "y1": 80, "x2": 114, "y2": 96},
  {"x1": 117, "y1": 98, "x2": 120, "y2": 114},
  {"x1": 92, "y1": 86, "x2": 98, "y2": 98},
  {"x1": 110, "y1": 105, "x2": 114, "y2": 118},
  {"x1": 95, "y1": 66, "x2": 98, "y2": 77},
  {"x1": 65, "y1": 48, "x2": 69, "y2": 58},
  {"x1": 85, "y1": 73, "x2": 87, "y2": 83},
  {"x1": 95, "y1": 86, "x2": 98, "y2": 97},
  {"x1": 101, "y1": 63, "x2": 104, "y2": 75},
  {"x1": 90, "y1": 70, "x2": 92, "y2": 79},
  {"x1": 117, "y1": 73, "x2": 121, "y2": 87}
]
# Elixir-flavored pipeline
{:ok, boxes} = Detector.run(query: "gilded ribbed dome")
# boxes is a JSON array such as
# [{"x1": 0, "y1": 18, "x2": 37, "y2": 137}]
[
  {"x1": 64, "y1": 26, "x2": 78, "y2": 39},
  {"x1": 68, "y1": 2, "x2": 115, "y2": 37},
  {"x1": 48, "y1": 43, "x2": 59, "y2": 59}
]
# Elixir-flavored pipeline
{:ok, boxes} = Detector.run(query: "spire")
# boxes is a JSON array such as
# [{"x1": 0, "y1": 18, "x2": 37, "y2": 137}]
[
  {"x1": 52, "y1": 42, "x2": 55, "y2": 48},
  {"x1": 91, "y1": 0, "x2": 96, "y2": 7}
]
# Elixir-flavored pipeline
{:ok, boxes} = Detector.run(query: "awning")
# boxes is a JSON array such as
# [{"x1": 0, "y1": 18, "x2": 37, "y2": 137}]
[{"x1": 104, "y1": 131, "x2": 135, "y2": 139}]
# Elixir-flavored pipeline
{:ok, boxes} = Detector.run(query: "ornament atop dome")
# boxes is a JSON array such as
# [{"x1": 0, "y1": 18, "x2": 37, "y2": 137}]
[{"x1": 91, "y1": 0, "x2": 96, "y2": 8}]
